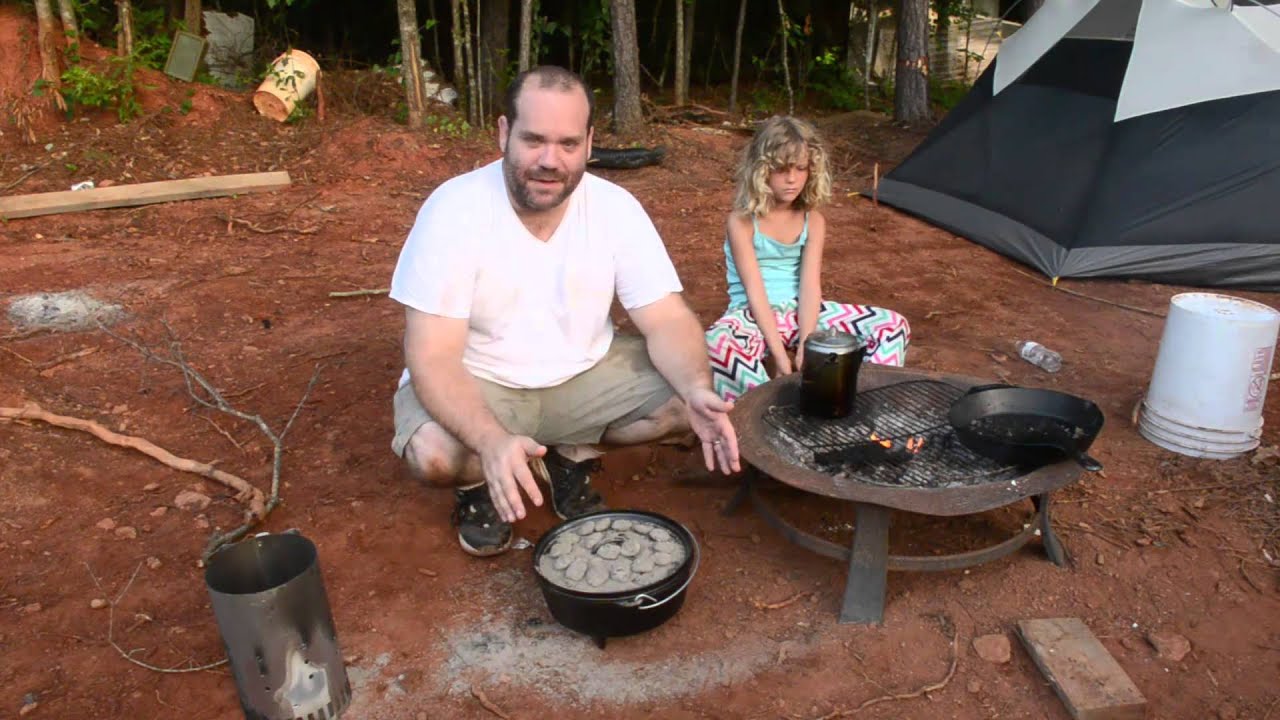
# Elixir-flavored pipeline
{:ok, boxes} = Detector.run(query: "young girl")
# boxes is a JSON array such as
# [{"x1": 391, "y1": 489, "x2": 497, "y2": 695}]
[{"x1": 706, "y1": 116, "x2": 911, "y2": 402}]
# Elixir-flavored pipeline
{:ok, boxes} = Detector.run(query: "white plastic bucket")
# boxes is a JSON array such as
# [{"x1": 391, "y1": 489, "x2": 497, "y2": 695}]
[
  {"x1": 1139, "y1": 293, "x2": 1279, "y2": 459},
  {"x1": 253, "y1": 50, "x2": 320, "y2": 122}
]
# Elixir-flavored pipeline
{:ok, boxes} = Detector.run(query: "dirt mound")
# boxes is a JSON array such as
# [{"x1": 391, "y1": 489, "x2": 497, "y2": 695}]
[{"x1": 0, "y1": 5, "x2": 60, "y2": 142}]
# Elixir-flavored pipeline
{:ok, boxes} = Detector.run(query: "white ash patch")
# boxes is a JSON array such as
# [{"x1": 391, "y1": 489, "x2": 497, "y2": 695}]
[{"x1": 6, "y1": 290, "x2": 123, "y2": 331}]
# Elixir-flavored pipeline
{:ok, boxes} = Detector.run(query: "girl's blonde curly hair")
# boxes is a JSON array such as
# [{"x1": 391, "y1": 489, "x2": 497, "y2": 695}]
[{"x1": 733, "y1": 115, "x2": 832, "y2": 216}]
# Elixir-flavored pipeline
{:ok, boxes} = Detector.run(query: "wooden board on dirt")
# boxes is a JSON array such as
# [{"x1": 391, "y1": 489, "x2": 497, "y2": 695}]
[
  {"x1": 1017, "y1": 618, "x2": 1147, "y2": 720},
  {"x1": 0, "y1": 171, "x2": 292, "y2": 219}
]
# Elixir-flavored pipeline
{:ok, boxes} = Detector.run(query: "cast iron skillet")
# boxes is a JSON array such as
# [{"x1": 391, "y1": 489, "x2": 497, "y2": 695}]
[{"x1": 948, "y1": 384, "x2": 1105, "y2": 472}]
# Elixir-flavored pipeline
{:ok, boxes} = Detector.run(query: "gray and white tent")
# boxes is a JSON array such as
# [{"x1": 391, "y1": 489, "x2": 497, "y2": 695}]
[{"x1": 877, "y1": 0, "x2": 1280, "y2": 290}]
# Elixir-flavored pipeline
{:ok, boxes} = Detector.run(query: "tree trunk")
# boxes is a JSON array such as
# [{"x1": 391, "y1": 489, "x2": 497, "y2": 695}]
[
  {"x1": 397, "y1": 0, "x2": 428, "y2": 128},
  {"x1": 56, "y1": 0, "x2": 78, "y2": 44},
  {"x1": 184, "y1": 0, "x2": 201, "y2": 35},
  {"x1": 776, "y1": 0, "x2": 793, "y2": 114},
  {"x1": 451, "y1": 0, "x2": 467, "y2": 99},
  {"x1": 728, "y1": 0, "x2": 747, "y2": 114},
  {"x1": 679, "y1": 0, "x2": 695, "y2": 104},
  {"x1": 460, "y1": 0, "x2": 480, "y2": 126},
  {"x1": 480, "y1": 0, "x2": 509, "y2": 123},
  {"x1": 610, "y1": 0, "x2": 643, "y2": 136},
  {"x1": 674, "y1": 0, "x2": 686, "y2": 105},
  {"x1": 893, "y1": 0, "x2": 929, "y2": 123},
  {"x1": 518, "y1": 0, "x2": 533, "y2": 71},
  {"x1": 34, "y1": 0, "x2": 65, "y2": 110},
  {"x1": 428, "y1": 0, "x2": 444, "y2": 81},
  {"x1": 846, "y1": 1, "x2": 861, "y2": 76},
  {"x1": 116, "y1": 0, "x2": 134, "y2": 56}
]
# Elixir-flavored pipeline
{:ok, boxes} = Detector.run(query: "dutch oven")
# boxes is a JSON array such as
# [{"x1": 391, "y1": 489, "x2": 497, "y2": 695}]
[
  {"x1": 532, "y1": 509, "x2": 700, "y2": 649},
  {"x1": 948, "y1": 384, "x2": 1105, "y2": 472}
]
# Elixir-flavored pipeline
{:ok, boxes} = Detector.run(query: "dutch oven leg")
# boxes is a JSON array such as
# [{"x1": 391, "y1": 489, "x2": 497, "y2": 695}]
[
  {"x1": 1033, "y1": 493, "x2": 1069, "y2": 568},
  {"x1": 839, "y1": 503, "x2": 891, "y2": 625}
]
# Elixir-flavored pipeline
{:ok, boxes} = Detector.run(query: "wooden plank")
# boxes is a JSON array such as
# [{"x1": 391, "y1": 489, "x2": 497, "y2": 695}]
[
  {"x1": 0, "y1": 171, "x2": 292, "y2": 220},
  {"x1": 1017, "y1": 618, "x2": 1147, "y2": 720}
]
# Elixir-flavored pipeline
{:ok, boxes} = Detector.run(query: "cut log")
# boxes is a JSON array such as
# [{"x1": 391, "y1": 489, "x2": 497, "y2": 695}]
[
  {"x1": 1017, "y1": 618, "x2": 1147, "y2": 720},
  {"x1": 0, "y1": 172, "x2": 291, "y2": 220}
]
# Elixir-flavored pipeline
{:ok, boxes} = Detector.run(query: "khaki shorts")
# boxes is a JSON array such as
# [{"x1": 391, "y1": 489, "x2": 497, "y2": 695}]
[{"x1": 392, "y1": 334, "x2": 676, "y2": 456}]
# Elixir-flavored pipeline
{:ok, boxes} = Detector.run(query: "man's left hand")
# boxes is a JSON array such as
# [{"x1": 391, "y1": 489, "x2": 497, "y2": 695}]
[{"x1": 685, "y1": 387, "x2": 741, "y2": 475}]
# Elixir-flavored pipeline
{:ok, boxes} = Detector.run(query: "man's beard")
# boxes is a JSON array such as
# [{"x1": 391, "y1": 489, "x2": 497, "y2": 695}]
[{"x1": 503, "y1": 153, "x2": 584, "y2": 212}]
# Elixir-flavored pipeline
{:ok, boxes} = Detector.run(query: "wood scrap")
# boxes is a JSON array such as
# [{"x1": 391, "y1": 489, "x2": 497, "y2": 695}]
[
  {"x1": 36, "y1": 346, "x2": 97, "y2": 375},
  {"x1": 470, "y1": 686, "x2": 512, "y2": 719},
  {"x1": 1017, "y1": 618, "x2": 1146, "y2": 720},
  {"x1": 752, "y1": 591, "x2": 809, "y2": 610},
  {"x1": 0, "y1": 401, "x2": 266, "y2": 518},
  {"x1": 218, "y1": 213, "x2": 319, "y2": 235},
  {"x1": 329, "y1": 288, "x2": 389, "y2": 298},
  {"x1": 0, "y1": 171, "x2": 292, "y2": 220}
]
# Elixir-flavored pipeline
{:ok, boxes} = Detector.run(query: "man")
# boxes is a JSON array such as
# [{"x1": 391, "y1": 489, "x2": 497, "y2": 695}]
[{"x1": 389, "y1": 66, "x2": 741, "y2": 557}]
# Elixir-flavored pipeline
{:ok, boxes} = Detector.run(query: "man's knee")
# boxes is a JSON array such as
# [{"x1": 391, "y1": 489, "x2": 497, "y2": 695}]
[{"x1": 403, "y1": 423, "x2": 463, "y2": 486}]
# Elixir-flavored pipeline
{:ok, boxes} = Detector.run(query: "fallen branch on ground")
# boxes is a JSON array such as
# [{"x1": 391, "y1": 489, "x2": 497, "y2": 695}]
[
  {"x1": 219, "y1": 213, "x2": 319, "y2": 235},
  {"x1": 0, "y1": 345, "x2": 35, "y2": 364},
  {"x1": 98, "y1": 320, "x2": 322, "y2": 560},
  {"x1": 328, "y1": 288, "x2": 389, "y2": 298},
  {"x1": 86, "y1": 561, "x2": 228, "y2": 673},
  {"x1": 470, "y1": 686, "x2": 512, "y2": 719},
  {"x1": 0, "y1": 402, "x2": 266, "y2": 518},
  {"x1": 752, "y1": 591, "x2": 810, "y2": 610},
  {"x1": 811, "y1": 615, "x2": 958, "y2": 719},
  {"x1": 36, "y1": 345, "x2": 98, "y2": 373}
]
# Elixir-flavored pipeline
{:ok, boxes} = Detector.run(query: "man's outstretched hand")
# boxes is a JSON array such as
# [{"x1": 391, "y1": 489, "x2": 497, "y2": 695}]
[
  {"x1": 685, "y1": 387, "x2": 742, "y2": 475},
  {"x1": 477, "y1": 434, "x2": 546, "y2": 523}
]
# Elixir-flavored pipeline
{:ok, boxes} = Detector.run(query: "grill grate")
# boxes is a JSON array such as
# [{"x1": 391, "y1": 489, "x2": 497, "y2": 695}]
[{"x1": 763, "y1": 380, "x2": 1020, "y2": 488}]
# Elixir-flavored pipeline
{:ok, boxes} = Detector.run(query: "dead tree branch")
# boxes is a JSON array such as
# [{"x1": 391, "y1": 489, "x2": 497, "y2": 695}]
[
  {"x1": 86, "y1": 561, "x2": 228, "y2": 673},
  {"x1": 97, "y1": 320, "x2": 323, "y2": 560}
]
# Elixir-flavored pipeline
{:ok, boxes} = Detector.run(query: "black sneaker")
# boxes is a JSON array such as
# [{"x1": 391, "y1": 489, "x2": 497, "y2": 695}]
[
  {"x1": 450, "y1": 485, "x2": 512, "y2": 557},
  {"x1": 534, "y1": 450, "x2": 607, "y2": 520}
]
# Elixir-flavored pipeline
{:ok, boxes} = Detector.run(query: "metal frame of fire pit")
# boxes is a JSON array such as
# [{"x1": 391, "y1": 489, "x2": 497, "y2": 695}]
[{"x1": 728, "y1": 367, "x2": 1083, "y2": 625}]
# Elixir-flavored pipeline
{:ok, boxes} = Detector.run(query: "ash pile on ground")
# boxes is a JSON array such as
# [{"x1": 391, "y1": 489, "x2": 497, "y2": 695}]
[{"x1": 6, "y1": 290, "x2": 122, "y2": 332}]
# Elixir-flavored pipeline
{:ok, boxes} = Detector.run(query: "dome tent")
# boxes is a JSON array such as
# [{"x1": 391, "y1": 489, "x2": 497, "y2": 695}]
[{"x1": 876, "y1": 0, "x2": 1280, "y2": 290}]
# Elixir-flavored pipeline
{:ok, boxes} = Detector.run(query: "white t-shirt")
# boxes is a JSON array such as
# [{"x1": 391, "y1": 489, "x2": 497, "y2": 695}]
[{"x1": 390, "y1": 160, "x2": 682, "y2": 389}]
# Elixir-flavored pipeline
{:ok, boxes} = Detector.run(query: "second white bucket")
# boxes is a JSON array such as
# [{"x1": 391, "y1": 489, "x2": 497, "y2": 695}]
[{"x1": 1139, "y1": 293, "x2": 1279, "y2": 459}]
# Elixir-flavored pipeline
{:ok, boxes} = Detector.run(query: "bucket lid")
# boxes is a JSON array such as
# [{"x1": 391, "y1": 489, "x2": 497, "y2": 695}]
[
  {"x1": 804, "y1": 330, "x2": 867, "y2": 355},
  {"x1": 1171, "y1": 293, "x2": 1280, "y2": 324}
]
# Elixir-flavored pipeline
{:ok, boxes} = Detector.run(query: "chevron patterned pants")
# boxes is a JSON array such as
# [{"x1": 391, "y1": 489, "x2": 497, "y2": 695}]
[{"x1": 705, "y1": 300, "x2": 911, "y2": 402}]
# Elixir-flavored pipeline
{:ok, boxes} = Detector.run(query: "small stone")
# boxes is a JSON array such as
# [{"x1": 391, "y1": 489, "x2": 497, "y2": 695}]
[
  {"x1": 958, "y1": 578, "x2": 977, "y2": 593},
  {"x1": 973, "y1": 633, "x2": 1012, "y2": 664},
  {"x1": 96, "y1": 518, "x2": 116, "y2": 531},
  {"x1": 194, "y1": 515, "x2": 210, "y2": 530},
  {"x1": 1095, "y1": 553, "x2": 1105, "y2": 566},
  {"x1": 1217, "y1": 702, "x2": 1239, "y2": 720},
  {"x1": 143, "y1": 482, "x2": 160, "y2": 492},
  {"x1": 90, "y1": 598, "x2": 107, "y2": 609},
  {"x1": 966, "y1": 679, "x2": 982, "y2": 694},
  {"x1": 1146, "y1": 630, "x2": 1191, "y2": 662},
  {"x1": 149, "y1": 507, "x2": 167, "y2": 518},
  {"x1": 145, "y1": 556, "x2": 162, "y2": 570},
  {"x1": 174, "y1": 490, "x2": 211, "y2": 512},
  {"x1": 20, "y1": 701, "x2": 39, "y2": 716},
  {"x1": 20, "y1": 603, "x2": 41, "y2": 614},
  {"x1": 1135, "y1": 536, "x2": 1153, "y2": 547},
  {"x1": 114, "y1": 526, "x2": 138, "y2": 540},
  {"x1": 1121, "y1": 636, "x2": 1139, "y2": 651}
]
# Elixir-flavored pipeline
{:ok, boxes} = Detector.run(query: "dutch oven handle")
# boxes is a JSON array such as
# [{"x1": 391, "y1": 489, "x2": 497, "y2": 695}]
[
  {"x1": 964, "y1": 383, "x2": 1015, "y2": 395},
  {"x1": 617, "y1": 537, "x2": 701, "y2": 611}
]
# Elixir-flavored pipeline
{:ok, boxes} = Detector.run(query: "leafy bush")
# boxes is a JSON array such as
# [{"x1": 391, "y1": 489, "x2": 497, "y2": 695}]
[{"x1": 58, "y1": 58, "x2": 142, "y2": 122}]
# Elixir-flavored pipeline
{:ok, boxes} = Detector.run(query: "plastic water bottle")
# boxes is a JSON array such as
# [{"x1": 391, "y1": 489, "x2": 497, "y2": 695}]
[{"x1": 1016, "y1": 341, "x2": 1062, "y2": 373}]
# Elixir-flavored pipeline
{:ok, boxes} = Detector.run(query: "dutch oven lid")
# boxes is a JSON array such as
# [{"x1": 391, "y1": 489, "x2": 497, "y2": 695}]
[{"x1": 805, "y1": 329, "x2": 866, "y2": 355}]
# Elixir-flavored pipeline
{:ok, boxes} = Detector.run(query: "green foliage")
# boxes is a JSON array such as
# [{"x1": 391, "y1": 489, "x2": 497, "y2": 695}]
[
  {"x1": 129, "y1": 6, "x2": 171, "y2": 70},
  {"x1": 425, "y1": 113, "x2": 471, "y2": 137},
  {"x1": 576, "y1": 1, "x2": 613, "y2": 81},
  {"x1": 60, "y1": 57, "x2": 142, "y2": 122}
]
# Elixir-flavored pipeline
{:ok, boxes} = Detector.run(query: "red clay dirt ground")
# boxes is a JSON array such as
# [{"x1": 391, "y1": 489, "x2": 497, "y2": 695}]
[{"x1": 3, "y1": 11, "x2": 1280, "y2": 720}]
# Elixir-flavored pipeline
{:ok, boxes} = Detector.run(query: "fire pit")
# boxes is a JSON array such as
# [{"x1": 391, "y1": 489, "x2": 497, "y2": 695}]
[{"x1": 728, "y1": 366, "x2": 1084, "y2": 625}]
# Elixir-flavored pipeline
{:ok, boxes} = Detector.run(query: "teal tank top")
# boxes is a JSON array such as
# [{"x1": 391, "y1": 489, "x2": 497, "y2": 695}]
[{"x1": 724, "y1": 213, "x2": 808, "y2": 309}]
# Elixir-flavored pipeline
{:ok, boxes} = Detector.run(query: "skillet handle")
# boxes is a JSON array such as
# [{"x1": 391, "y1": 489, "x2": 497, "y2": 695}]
[
  {"x1": 1075, "y1": 452, "x2": 1103, "y2": 472},
  {"x1": 964, "y1": 383, "x2": 1015, "y2": 395}
]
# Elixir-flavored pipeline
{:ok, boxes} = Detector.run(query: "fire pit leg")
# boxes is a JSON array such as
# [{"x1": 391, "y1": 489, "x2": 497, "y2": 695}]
[
  {"x1": 721, "y1": 467, "x2": 756, "y2": 516},
  {"x1": 840, "y1": 503, "x2": 891, "y2": 625},
  {"x1": 1034, "y1": 493, "x2": 1069, "y2": 567}
]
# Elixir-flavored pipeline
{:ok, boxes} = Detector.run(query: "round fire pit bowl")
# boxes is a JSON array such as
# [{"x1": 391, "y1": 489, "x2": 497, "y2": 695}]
[{"x1": 533, "y1": 509, "x2": 700, "y2": 649}]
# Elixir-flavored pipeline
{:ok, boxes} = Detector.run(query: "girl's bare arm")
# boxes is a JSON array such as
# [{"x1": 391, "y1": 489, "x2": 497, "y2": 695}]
[
  {"x1": 796, "y1": 210, "x2": 826, "y2": 361},
  {"x1": 726, "y1": 212, "x2": 791, "y2": 370}
]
